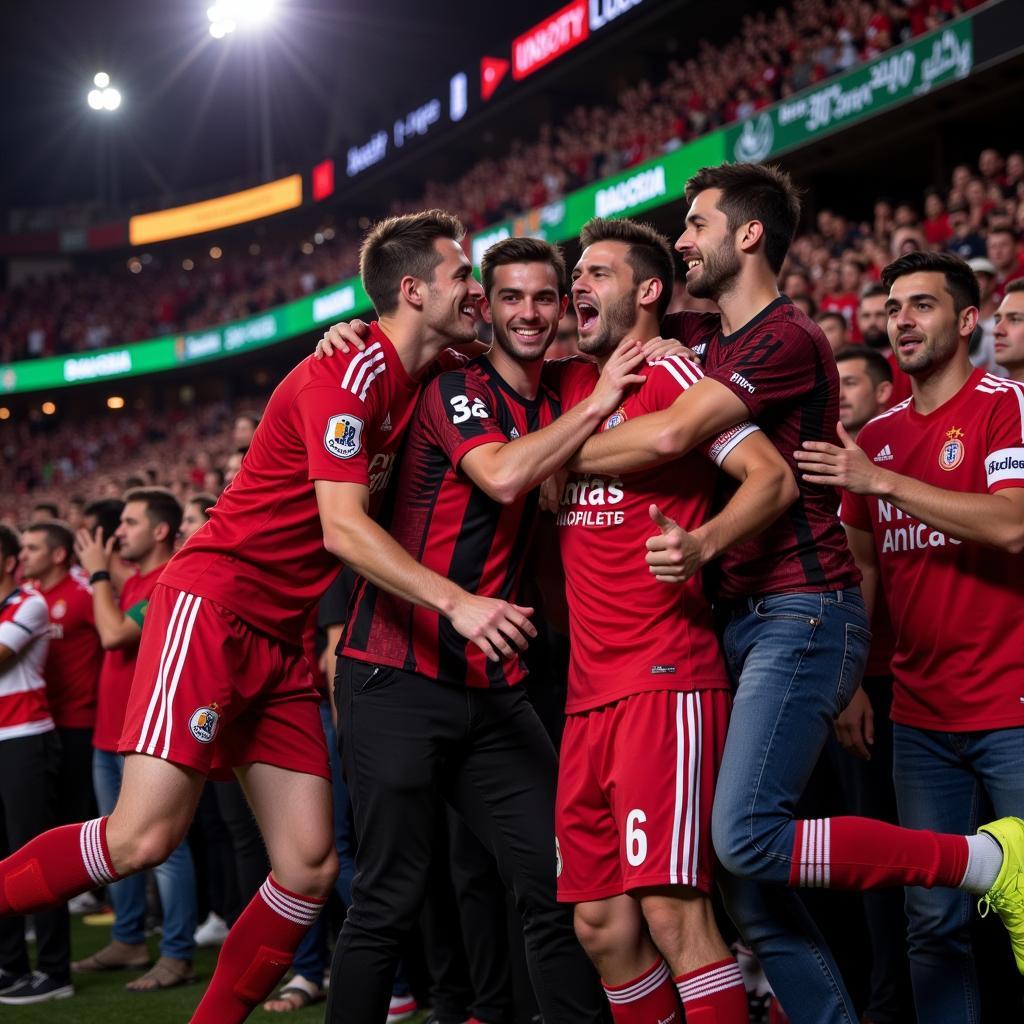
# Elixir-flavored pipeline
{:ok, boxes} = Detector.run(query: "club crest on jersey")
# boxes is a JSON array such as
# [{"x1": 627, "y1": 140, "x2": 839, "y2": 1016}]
[
  {"x1": 939, "y1": 427, "x2": 965, "y2": 471},
  {"x1": 325, "y1": 414, "x2": 364, "y2": 460},
  {"x1": 51, "y1": 599, "x2": 67, "y2": 620},
  {"x1": 604, "y1": 406, "x2": 628, "y2": 431},
  {"x1": 189, "y1": 704, "x2": 221, "y2": 744}
]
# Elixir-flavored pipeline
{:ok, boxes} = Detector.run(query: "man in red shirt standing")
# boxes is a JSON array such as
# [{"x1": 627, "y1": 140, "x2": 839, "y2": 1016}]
[
  {"x1": 71, "y1": 488, "x2": 199, "y2": 991},
  {"x1": 19, "y1": 522, "x2": 103, "y2": 827},
  {"x1": 796, "y1": 251, "x2": 1024, "y2": 1023},
  {"x1": 0, "y1": 210, "x2": 531, "y2": 1023},
  {"x1": 0, "y1": 526, "x2": 71, "y2": 1005}
]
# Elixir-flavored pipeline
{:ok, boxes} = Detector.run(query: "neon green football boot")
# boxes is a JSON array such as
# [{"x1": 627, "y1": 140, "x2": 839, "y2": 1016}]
[{"x1": 977, "y1": 816, "x2": 1024, "y2": 974}]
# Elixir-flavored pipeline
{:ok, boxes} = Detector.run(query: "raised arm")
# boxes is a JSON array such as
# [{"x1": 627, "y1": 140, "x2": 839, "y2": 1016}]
[
  {"x1": 460, "y1": 342, "x2": 646, "y2": 503},
  {"x1": 570, "y1": 376, "x2": 751, "y2": 476}
]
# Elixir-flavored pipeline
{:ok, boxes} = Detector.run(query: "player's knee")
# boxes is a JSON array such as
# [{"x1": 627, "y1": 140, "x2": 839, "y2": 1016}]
[
  {"x1": 573, "y1": 903, "x2": 635, "y2": 960},
  {"x1": 711, "y1": 804, "x2": 760, "y2": 879},
  {"x1": 273, "y1": 846, "x2": 338, "y2": 900},
  {"x1": 308, "y1": 847, "x2": 339, "y2": 898},
  {"x1": 112, "y1": 823, "x2": 182, "y2": 874},
  {"x1": 640, "y1": 901, "x2": 687, "y2": 959}
]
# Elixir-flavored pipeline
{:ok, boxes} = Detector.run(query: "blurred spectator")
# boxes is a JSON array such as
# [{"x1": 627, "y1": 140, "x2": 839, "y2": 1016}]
[
  {"x1": 994, "y1": 278, "x2": 1024, "y2": 381},
  {"x1": 816, "y1": 310, "x2": 850, "y2": 353}
]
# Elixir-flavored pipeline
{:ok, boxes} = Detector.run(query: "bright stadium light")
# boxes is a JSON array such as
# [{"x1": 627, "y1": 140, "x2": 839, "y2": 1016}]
[
  {"x1": 88, "y1": 73, "x2": 122, "y2": 113},
  {"x1": 208, "y1": 0, "x2": 275, "y2": 38}
]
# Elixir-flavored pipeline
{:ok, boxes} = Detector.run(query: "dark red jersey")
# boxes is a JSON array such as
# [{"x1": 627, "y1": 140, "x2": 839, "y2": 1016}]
[
  {"x1": 342, "y1": 356, "x2": 560, "y2": 688},
  {"x1": 162, "y1": 324, "x2": 465, "y2": 643},
  {"x1": 39, "y1": 573, "x2": 102, "y2": 730},
  {"x1": 662, "y1": 299, "x2": 860, "y2": 598}
]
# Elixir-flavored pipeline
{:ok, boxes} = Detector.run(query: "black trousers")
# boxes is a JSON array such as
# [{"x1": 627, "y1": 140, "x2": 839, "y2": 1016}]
[
  {"x1": 0, "y1": 731, "x2": 70, "y2": 981},
  {"x1": 54, "y1": 727, "x2": 97, "y2": 826},
  {"x1": 325, "y1": 660, "x2": 607, "y2": 1024}
]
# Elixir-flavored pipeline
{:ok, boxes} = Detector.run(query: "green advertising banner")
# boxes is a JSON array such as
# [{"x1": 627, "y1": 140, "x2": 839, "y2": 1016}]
[
  {"x1": 0, "y1": 277, "x2": 371, "y2": 396},
  {"x1": 0, "y1": 13, "x2": 981, "y2": 398},
  {"x1": 470, "y1": 130, "x2": 726, "y2": 264},
  {"x1": 724, "y1": 20, "x2": 974, "y2": 163}
]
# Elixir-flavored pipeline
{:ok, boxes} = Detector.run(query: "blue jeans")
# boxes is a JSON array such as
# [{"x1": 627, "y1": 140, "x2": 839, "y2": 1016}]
[
  {"x1": 92, "y1": 749, "x2": 198, "y2": 960},
  {"x1": 711, "y1": 588, "x2": 871, "y2": 1024},
  {"x1": 291, "y1": 703, "x2": 357, "y2": 986},
  {"x1": 894, "y1": 723, "x2": 1024, "y2": 1024}
]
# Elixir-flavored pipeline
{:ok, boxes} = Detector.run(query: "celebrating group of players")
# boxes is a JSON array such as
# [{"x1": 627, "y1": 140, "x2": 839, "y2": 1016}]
[{"x1": 1, "y1": 160, "x2": 1023, "y2": 1024}]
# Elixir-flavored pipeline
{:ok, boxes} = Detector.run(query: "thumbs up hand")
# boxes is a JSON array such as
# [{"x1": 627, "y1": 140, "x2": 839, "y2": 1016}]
[{"x1": 645, "y1": 504, "x2": 709, "y2": 584}]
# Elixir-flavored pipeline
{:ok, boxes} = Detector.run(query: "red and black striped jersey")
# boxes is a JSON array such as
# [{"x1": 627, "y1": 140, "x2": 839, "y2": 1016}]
[{"x1": 341, "y1": 356, "x2": 560, "y2": 688}]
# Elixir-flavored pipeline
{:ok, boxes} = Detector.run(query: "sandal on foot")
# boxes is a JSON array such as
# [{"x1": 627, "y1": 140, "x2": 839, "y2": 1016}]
[
  {"x1": 125, "y1": 956, "x2": 198, "y2": 992},
  {"x1": 263, "y1": 979, "x2": 324, "y2": 1012},
  {"x1": 72, "y1": 940, "x2": 150, "y2": 972}
]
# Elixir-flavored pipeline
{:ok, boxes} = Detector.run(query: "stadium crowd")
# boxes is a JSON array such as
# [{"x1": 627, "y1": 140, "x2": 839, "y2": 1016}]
[{"x1": 0, "y1": 0, "x2": 996, "y2": 365}]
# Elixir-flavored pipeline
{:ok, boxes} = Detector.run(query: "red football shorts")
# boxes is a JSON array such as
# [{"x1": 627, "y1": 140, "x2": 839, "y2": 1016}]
[
  {"x1": 118, "y1": 584, "x2": 329, "y2": 780},
  {"x1": 555, "y1": 688, "x2": 730, "y2": 902}
]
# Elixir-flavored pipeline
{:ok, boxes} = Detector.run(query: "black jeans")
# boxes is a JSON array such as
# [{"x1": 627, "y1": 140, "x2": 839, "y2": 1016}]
[
  {"x1": 325, "y1": 659, "x2": 607, "y2": 1024},
  {"x1": 54, "y1": 727, "x2": 97, "y2": 826},
  {"x1": 0, "y1": 731, "x2": 70, "y2": 981}
]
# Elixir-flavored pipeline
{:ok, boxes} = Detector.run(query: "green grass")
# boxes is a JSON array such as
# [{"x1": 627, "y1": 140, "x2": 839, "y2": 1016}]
[{"x1": 13, "y1": 915, "x2": 430, "y2": 1023}]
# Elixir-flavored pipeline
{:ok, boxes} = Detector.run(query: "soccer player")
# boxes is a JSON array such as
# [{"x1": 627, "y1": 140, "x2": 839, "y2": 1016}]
[
  {"x1": 994, "y1": 278, "x2": 1024, "y2": 381},
  {"x1": 554, "y1": 218, "x2": 796, "y2": 1024},
  {"x1": 18, "y1": 522, "x2": 103, "y2": 827},
  {"x1": 795, "y1": 251, "x2": 1024, "y2": 1022},
  {"x1": 0, "y1": 210, "x2": 537, "y2": 1024},
  {"x1": 71, "y1": 489, "x2": 199, "y2": 991},
  {"x1": 328, "y1": 235, "x2": 647, "y2": 1023},
  {"x1": 0, "y1": 526, "x2": 71, "y2": 1005},
  {"x1": 562, "y1": 163, "x2": 1022, "y2": 1022}
]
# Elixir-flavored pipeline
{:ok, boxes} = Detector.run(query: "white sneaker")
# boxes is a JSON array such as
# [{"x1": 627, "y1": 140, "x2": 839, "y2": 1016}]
[
  {"x1": 67, "y1": 892, "x2": 104, "y2": 915},
  {"x1": 194, "y1": 912, "x2": 229, "y2": 947}
]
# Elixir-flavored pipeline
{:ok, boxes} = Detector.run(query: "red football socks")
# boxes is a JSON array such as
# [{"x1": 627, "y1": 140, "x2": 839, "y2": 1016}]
[
  {"x1": 191, "y1": 874, "x2": 324, "y2": 1023},
  {"x1": 675, "y1": 958, "x2": 747, "y2": 1022},
  {"x1": 0, "y1": 817, "x2": 118, "y2": 915},
  {"x1": 602, "y1": 959, "x2": 681, "y2": 1023},
  {"x1": 789, "y1": 816, "x2": 969, "y2": 890}
]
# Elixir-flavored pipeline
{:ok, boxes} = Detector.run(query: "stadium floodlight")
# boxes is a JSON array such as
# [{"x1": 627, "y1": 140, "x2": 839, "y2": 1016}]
[
  {"x1": 208, "y1": 0, "x2": 275, "y2": 38},
  {"x1": 88, "y1": 73, "x2": 122, "y2": 113}
]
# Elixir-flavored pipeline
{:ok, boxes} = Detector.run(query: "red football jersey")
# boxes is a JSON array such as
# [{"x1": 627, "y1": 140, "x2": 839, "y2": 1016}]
[
  {"x1": 92, "y1": 565, "x2": 165, "y2": 752},
  {"x1": 162, "y1": 324, "x2": 464, "y2": 643},
  {"x1": 662, "y1": 299, "x2": 860, "y2": 598},
  {"x1": 0, "y1": 586, "x2": 52, "y2": 740},
  {"x1": 557, "y1": 357, "x2": 750, "y2": 713},
  {"x1": 343, "y1": 356, "x2": 560, "y2": 688},
  {"x1": 842, "y1": 370, "x2": 1024, "y2": 730},
  {"x1": 40, "y1": 573, "x2": 102, "y2": 729}
]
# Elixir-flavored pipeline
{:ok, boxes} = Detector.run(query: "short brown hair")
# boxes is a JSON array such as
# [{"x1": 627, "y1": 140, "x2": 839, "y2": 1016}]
[
  {"x1": 0, "y1": 525, "x2": 20, "y2": 567},
  {"x1": 123, "y1": 487, "x2": 183, "y2": 538},
  {"x1": 684, "y1": 162, "x2": 802, "y2": 274},
  {"x1": 23, "y1": 520, "x2": 75, "y2": 562},
  {"x1": 359, "y1": 209, "x2": 466, "y2": 316},
  {"x1": 480, "y1": 237, "x2": 567, "y2": 298},
  {"x1": 1005, "y1": 278, "x2": 1024, "y2": 296},
  {"x1": 579, "y1": 217, "x2": 675, "y2": 318},
  {"x1": 835, "y1": 346, "x2": 893, "y2": 386}
]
